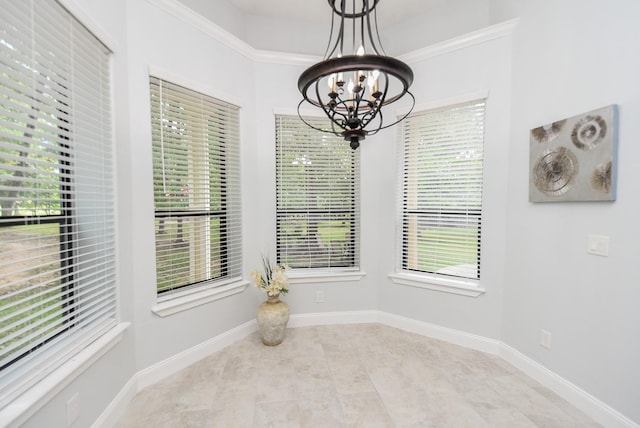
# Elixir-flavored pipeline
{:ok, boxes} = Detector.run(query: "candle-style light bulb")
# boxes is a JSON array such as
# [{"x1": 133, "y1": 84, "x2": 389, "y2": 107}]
[
  {"x1": 370, "y1": 70, "x2": 381, "y2": 99},
  {"x1": 356, "y1": 45, "x2": 365, "y2": 56}
]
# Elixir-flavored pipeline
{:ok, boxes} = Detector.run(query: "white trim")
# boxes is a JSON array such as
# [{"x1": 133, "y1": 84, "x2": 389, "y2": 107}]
[
  {"x1": 288, "y1": 310, "x2": 379, "y2": 328},
  {"x1": 399, "y1": 89, "x2": 491, "y2": 118},
  {"x1": 145, "y1": 0, "x2": 254, "y2": 60},
  {"x1": 145, "y1": 0, "x2": 517, "y2": 68},
  {"x1": 287, "y1": 270, "x2": 366, "y2": 284},
  {"x1": 95, "y1": 314, "x2": 637, "y2": 428},
  {"x1": 93, "y1": 320, "x2": 257, "y2": 428},
  {"x1": 136, "y1": 320, "x2": 257, "y2": 390},
  {"x1": 378, "y1": 311, "x2": 500, "y2": 354},
  {"x1": 399, "y1": 18, "x2": 519, "y2": 64},
  {"x1": 0, "y1": 323, "x2": 130, "y2": 428},
  {"x1": 151, "y1": 280, "x2": 250, "y2": 317},
  {"x1": 147, "y1": 0, "x2": 317, "y2": 66},
  {"x1": 499, "y1": 344, "x2": 640, "y2": 428},
  {"x1": 148, "y1": 65, "x2": 244, "y2": 108},
  {"x1": 57, "y1": 0, "x2": 118, "y2": 52},
  {"x1": 388, "y1": 272, "x2": 486, "y2": 297},
  {"x1": 91, "y1": 376, "x2": 138, "y2": 428},
  {"x1": 273, "y1": 107, "x2": 328, "y2": 119},
  {"x1": 254, "y1": 50, "x2": 318, "y2": 66}
]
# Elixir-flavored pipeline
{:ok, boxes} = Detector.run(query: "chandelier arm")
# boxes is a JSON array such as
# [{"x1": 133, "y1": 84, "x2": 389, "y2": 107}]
[
  {"x1": 375, "y1": 91, "x2": 415, "y2": 132},
  {"x1": 364, "y1": 105, "x2": 384, "y2": 134},
  {"x1": 360, "y1": 98, "x2": 381, "y2": 126},
  {"x1": 314, "y1": 81, "x2": 350, "y2": 129},
  {"x1": 359, "y1": 1, "x2": 364, "y2": 52},
  {"x1": 356, "y1": 71, "x2": 389, "y2": 129},
  {"x1": 352, "y1": 0, "x2": 356, "y2": 53},
  {"x1": 370, "y1": 2, "x2": 385, "y2": 55},
  {"x1": 297, "y1": 100, "x2": 337, "y2": 134},
  {"x1": 340, "y1": 0, "x2": 346, "y2": 55},
  {"x1": 324, "y1": 5, "x2": 338, "y2": 59}
]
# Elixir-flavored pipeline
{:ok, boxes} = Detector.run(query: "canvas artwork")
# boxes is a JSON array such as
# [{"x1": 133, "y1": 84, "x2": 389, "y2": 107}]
[{"x1": 529, "y1": 104, "x2": 618, "y2": 202}]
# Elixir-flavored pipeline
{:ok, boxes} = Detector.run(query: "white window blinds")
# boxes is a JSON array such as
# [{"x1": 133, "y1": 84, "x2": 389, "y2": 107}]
[
  {"x1": 276, "y1": 115, "x2": 360, "y2": 270},
  {"x1": 399, "y1": 99, "x2": 485, "y2": 280},
  {"x1": 150, "y1": 77, "x2": 242, "y2": 294},
  {"x1": 0, "y1": 0, "x2": 116, "y2": 406}
]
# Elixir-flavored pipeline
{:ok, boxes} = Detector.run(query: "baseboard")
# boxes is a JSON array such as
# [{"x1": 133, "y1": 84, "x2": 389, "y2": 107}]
[
  {"x1": 95, "y1": 311, "x2": 638, "y2": 428},
  {"x1": 91, "y1": 376, "x2": 138, "y2": 428},
  {"x1": 136, "y1": 319, "x2": 257, "y2": 391},
  {"x1": 94, "y1": 320, "x2": 257, "y2": 427},
  {"x1": 499, "y1": 343, "x2": 640, "y2": 428},
  {"x1": 377, "y1": 311, "x2": 501, "y2": 355},
  {"x1": 288, "y1": 310, "x2": 379, "y2": 328}
]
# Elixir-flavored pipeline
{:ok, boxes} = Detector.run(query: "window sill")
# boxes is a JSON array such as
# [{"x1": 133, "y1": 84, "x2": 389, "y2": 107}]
[
  {"x1": 152, "y1": 279, "x2": 249, "y2": 317},
  {"x1": 388, "y1": 272, "x2": 486, "y2": 297},
  {"x1": 0, "y1": 322, "x2": 129, "y2": 428},
  {"x1": 287, "y1": 270, "x2": 366, "y2": 284}
]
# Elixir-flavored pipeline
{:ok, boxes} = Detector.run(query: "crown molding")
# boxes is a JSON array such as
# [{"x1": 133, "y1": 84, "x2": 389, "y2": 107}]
[
  {"x1": 146, "y1": 0, "x2": 318, "y2": 66},
  {"x1": 253, "y1": 50, "x2": 318, "y2": 66},
  {"x1": 146, "y1": 0, "x2": 518, "y2": 67},
  {"x1": 146, "y1": 0, "x2": 255, "y2": 59},
  {"x1": 399, "y1": 18, "x2": 519, "y2": 63}
]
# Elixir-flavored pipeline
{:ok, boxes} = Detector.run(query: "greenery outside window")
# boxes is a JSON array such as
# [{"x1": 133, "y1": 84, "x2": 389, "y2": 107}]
[
  {"x1": 399, "y1": 99, "x2": 486, "y2": 281},
  {"x1": 0, "y1": 0, "x2": 116, "y2": 407},
  {"x1": 275, "y1": 115, "x2": 360, "y2": 272},
  {"x1": 150, "y1": 77, "x2": 242, "y2": 295}
]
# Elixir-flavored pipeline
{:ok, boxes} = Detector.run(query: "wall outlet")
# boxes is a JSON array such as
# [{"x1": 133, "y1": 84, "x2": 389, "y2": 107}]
[
  {"x1": 540, "y1": 329, "x2": 552, "y2": 350},
  {"x1": 315, "y1": 290, "x2": 324, "y2": 303},
  {"x1": 66, "y1": 393, "x2": 80, "y2": 426}
]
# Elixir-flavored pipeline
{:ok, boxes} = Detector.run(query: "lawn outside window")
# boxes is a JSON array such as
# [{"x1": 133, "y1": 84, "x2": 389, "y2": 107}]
[
  {"x1": 0, "y1": 0, "x2": 118, "y2": 411},
  {"x1": 275, "y1": 115, "x2": 361, "y2": 277},
  {"x1": 394, "y1": 96, "x2": 487, "y2": 297},
  {"x1": 149, "y1": 77, "x2": 244, "y2": 312}
]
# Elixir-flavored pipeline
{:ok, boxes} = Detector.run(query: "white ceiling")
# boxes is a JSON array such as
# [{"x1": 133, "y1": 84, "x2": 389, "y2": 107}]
[{"x1": 229, "y1": 0, "x2": 448, "y2": 27}]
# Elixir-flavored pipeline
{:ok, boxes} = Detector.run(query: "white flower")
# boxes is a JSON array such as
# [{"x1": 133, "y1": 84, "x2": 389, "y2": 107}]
[{"x1": 251, "y1": 255, "x2": 290, "y2": 296}]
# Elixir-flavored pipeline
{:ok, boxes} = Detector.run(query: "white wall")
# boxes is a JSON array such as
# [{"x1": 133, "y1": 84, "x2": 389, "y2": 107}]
[
  {"x1": 252, "y1": 60, "x2": 380, "y2": 313},
  {"x1": 383, "y1": 0, "x2": 491, "y2": 55},
  {"x1": 16, "y1": 0, "x2": 640, "y2": 426},
  {"x1": 21, "y1": 0, "x2": 261, "y2": 426},
  {"x1": 376, "y1": 33, "x2": 513, "y2": 340},
  {"x1": 493, "y1": 0, "x2": 640, "y2": 423},
  {"x1": 123, "y1": 0, "x2": 261, "y2": 371},
  {"x1": 241, "y1": 0, "x2": 491, "y2": 57},
  {"x1": 20, "y1": 1, "x2": 138, "y2": 427}
]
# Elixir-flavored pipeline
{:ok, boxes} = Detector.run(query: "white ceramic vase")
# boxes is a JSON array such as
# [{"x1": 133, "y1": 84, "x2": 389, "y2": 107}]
[{"x1": 256, "y1": 293, "x2": 289, "y2": 346}]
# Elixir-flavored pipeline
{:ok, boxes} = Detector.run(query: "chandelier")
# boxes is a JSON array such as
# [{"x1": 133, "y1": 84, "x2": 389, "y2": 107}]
[{"x1": 298, "y1": 0, "x2": 415, "y2": 150}]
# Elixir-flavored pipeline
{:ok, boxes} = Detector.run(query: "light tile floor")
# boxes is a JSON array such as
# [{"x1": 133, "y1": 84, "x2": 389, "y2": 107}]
[{"x1": 115, "y1": 323, "x2": 601, "y2": 427}]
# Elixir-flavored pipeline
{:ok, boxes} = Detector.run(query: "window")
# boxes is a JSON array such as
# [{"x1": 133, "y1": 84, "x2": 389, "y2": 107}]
[
  {"x1": 399, "y1": 99, "x2": 486, "y2": 280},
  {"x1": 275, "y1": 115, "x2": 360, "y2": 270},
  {"x1": 0, "y1": 0, "x2": 115, "y2": 406},
  {"x1": 150, "y1": 77, "x2": 242, "y2": 295}
]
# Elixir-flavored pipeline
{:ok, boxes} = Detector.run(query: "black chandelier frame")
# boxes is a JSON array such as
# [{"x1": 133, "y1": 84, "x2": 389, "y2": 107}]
[{"x1": 297, "y1": 0, "x2": 415, "y2": 149}]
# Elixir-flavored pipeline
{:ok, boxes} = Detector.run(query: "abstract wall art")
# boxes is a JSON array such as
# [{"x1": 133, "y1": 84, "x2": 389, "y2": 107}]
[{"x1": 529, "y1": 104, "x2": 618, "y2": 202}]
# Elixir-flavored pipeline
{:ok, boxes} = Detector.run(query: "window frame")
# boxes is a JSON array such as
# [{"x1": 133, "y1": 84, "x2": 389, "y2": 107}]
[
  {"x1": 274, "y1": 114, "x2": 362, "y2": 280},
  {"x1": 391, "y1": 93, "x2": 488, "y2": 297},
  {"x1": 148, "y1": 74, "x2": 247, "y2": 316},
  {"x1": 0, "y1": 0, "x2": 121, "y2": 414}
]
